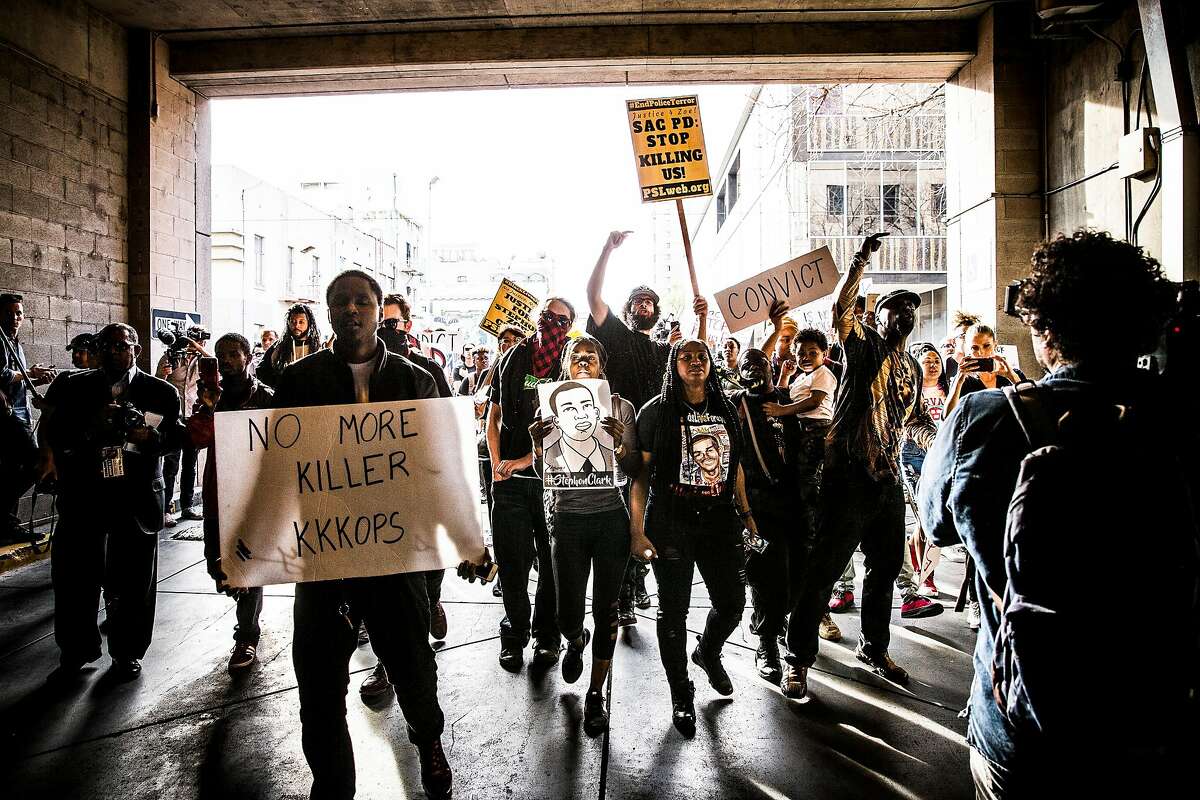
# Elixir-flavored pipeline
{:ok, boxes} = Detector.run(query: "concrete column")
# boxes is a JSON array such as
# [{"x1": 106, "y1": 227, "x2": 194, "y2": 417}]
[{"x1": 945, "y1": 6, "x2": 1043, "y2": 376}]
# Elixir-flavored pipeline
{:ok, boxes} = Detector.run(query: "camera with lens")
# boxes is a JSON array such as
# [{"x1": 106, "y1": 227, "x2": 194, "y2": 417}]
[
  {"x1": 109, "y1": 400, "x2": 147, "y2": 437},
  {"x1": 157, "y1": 321, "x2": 211, "y2": 368}
]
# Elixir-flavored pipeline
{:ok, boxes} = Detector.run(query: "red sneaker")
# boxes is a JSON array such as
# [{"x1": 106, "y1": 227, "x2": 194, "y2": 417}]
[
  {"x1": 919, "y1": 577, "x2": 940, "y2": 597},
  {"x1": 900, "y1": 596, "x2": 944, "y2": 619},
  {"x1": 828, "y1": 589, "x2": 855, "y2": 613}
]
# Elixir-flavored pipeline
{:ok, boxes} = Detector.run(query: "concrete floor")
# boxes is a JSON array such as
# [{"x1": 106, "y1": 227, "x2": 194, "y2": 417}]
[{"x1": 0, "y1": 506, "x2": 977, "y2": 799}]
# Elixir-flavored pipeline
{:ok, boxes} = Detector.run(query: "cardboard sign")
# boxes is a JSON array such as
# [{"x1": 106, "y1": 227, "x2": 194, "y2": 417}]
[
  {"x1": 214, "y1": 397, "x2": 486, "y2": 587},
  {"x1": 713, "y1": 246, "x2": 841, "y2": 334},
  {"x1": 627, "y1": 95, "x2": 712, "y2": 203},
  {"x1": 536, "y1": 378, "x2": 617, "y2": 490},
  {"x1": 480, "y1": 278, "x2": 538, "y2": 338},
  {"x1": 418, "y1": 328, "x2": 461, "y2": 368}
]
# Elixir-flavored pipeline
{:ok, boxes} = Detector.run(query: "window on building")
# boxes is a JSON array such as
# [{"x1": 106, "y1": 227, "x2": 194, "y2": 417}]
[
  {"x1": 405, "y1": 242, "x2": 412, "y2": 266},
  {"x1": 883, "y1": 184, "x2": 900, "y2": 221},
  {"x1": 716, "y1": 186, "x2": 727, "y2": 230},
  {"x1": 286, "y1": 246, "x2": 295, "y2": 294},
  {"x1": 727, "y1": 153, "x2": 740, "y2": 211},
  {"x1": 931, "y1": 183, "x2": 946, "y2": 219},
  {"x1": 254, "y1": 235, "x2": 265, "y2": 287},
  {"x1": 311, "y1": 254, "x2": 320, "y2": 285},
  {"x1": 827, "y1": 184, "x2": 845, "y2": 215}
]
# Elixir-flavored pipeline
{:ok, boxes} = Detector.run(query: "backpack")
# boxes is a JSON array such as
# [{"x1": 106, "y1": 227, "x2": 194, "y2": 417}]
[{"x1": 991, "y1": 381, "x2": 1200, "y2": 744}]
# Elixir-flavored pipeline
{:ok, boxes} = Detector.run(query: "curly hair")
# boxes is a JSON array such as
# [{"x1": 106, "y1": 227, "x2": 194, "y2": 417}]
[
  {"x1": 1017, "y1": 229, "x2": 1173, "y2": 363},
  {"x1": 795, "y1": 327, "x2": 828, "y2": 351}
]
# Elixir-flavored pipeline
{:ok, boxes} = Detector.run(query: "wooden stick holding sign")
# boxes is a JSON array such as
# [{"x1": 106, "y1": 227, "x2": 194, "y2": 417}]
[{"x1": 627, "y1": 95, "x2": 712, "y2": 299}]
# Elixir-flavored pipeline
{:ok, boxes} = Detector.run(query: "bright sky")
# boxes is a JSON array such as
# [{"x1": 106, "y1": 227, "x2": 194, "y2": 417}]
[{"x1": 211, "y1": 84, "x2": 755, "y2": 306}]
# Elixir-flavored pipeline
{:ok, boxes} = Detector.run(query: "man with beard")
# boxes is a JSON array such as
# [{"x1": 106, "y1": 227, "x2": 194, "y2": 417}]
[
  {"x1": 487, "y1": 297, "x2": 575, "y2": 671},
  {"x1": 189, "y1": 333, "x2": 274, "y2": 673},
  {"x1": 730, "y1": 348, "x2": 808, "y2": 687},
  {"x1": 273, "y1": 270, "x2": 453, "y2": 800},
  {"x1": 358, "y1": 292, "x2": 453, "y2": 701},
  {"x1": 781, "y1": 234, "x2": 937, "y2": 699},
  {"x1": 255, "y1": 303, "x2": 322, "y2": 389},
  {"x1": 36, "y1": 323, "x2": 180, "y2": 680},
  {"x1": 586, "y1": 231, "x2": 708, "y2": 623}
]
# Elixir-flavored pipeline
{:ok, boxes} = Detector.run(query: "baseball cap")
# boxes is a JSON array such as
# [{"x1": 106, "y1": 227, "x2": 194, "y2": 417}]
[
  {"x1": 875, "y1": 288, "x2": 922, "y2": 312},
  {"x1": 627, "y1": 285, "x2": 660, "y2": 305}
]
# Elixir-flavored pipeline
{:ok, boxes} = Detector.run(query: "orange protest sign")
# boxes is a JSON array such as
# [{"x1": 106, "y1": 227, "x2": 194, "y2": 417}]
[{"x1": 626, "y1": 95, "x2": 712, "y2": 203}]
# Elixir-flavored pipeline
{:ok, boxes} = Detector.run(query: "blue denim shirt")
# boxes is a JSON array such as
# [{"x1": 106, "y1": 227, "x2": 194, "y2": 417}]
[{"x1": 916, "y1": 364, "x2": 1158, "y2": 764}]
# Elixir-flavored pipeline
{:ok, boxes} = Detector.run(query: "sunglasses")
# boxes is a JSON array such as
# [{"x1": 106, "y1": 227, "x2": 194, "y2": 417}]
[
  {"x1": 541, "y1": 311, "x2": 571, "y2": 326},
  {"x1": 380, "y1": 318, "x2": 410, "y2": 329}
]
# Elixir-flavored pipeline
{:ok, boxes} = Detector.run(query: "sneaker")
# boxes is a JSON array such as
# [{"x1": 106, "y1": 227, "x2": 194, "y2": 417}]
[
  {"x1": 583, "y1": 688, "x2": 608, "y2": 736},
  {"x1": 855, "y1": 644, "x2": 909, "y2": 684},
  {"x1": 690, "y1": 636, "x2": 733, "y2": 696},
  {"x1": 780, "y1": 663, "x2": 808, "y2": 699},
  {"x1": 359, "y1": 662, "x2": 392, "y2": 698},
  {"x1": 755, "y1": 639, "x2": 782, "y2": 683},
  {"x1": 429, "y1": 601, "x2": 448, "y2": 641},
  {"x1": 498, "y1": 643, "x2": 523, "y2": 672},
  {"x1": 228, "y1": 642, "x2": 256, "y2": 672},
  {"x1": 532, "y1": 639, "x2": 561, "y2": 667},
  {"x1": 900, "y1": 595, "x2": 944, "y2": 619},
  {"x1": 562, "y1": 629, "x2": 590, "y2": 684},
  {"x1": 617, "y1": 606, "x2": 637, "y2": 627},
  {"x1": 941, "y1": 544, "x2": 967, "y2": 563},
  {"x1": 966, "y1": 599, "x2": 982, "y2": 630},
  {"x1": 163, "y1": 513, "x2": 177, "y2": 529},
  {"x1": 180, "y1": 506, "x2": 204, "y2": 521},
  {"x1": 415, "y1": 737, "x2": 453, "y2": 800},
  {"x1": 918, "y1": 577, "x2": 940, "y2": 597},
  {"x1": 669, "y1": 680, "x2": 696, "y2": 737},
  {"x1": 818, "y1": 612, "x2": 843, "y2": 642},
  {"x1": 828, "y1": 588, "x2": 855, "y2": 613}
]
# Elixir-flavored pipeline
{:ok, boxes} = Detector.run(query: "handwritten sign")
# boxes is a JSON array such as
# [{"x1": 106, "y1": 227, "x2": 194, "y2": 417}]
[
  {"x1": 536, "y1": 379, "x2": 616, "y2": 491},
  {"x1": 480, "y1": 278, "x2": 537, "y2": 338},
  {"x1": 214, "y1": 397, "x2": 486, "y2": 587},
  {"x1": 418, "y1": 328, "x2": 461, "y2": 368},
  {"x1": 627, "y1": 95, "x2": 712, "y2": 203},
  {"x1": 713, "y1": 246, "x2": 841, "y2": 334}
]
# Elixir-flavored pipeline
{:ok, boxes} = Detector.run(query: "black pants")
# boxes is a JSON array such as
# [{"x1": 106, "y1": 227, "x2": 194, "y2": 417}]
[
  {"x1": 52, "y1": 504, "x2": 159, "y2": 663},
  {"x1": 787, "y1": 460, "x2": 905, "y2": 667},
  {"x1": 234, "y1": 587, "x2": 264, "y2": 645},
  {"x1": 293, "y1": 572, "x2": 444, "y2": 800},
  {"x1": 550, "y1": 509, "x2": 630, "y2": 660},
  {"x1": 745, "y1": 489, "x2": 808, "y2": 642},
  {"x1": 490, "y1": 477, "x2": 558, "y2": 647},
  {"x1": 162, "y1": 438, "x2": 198, "y2": 510},
  {"x1": 0, "y1": 420, "x2": 36, "y2": 536},
  {"x1": 648, "y1": 504, "x2": 745, "y2": 686}
]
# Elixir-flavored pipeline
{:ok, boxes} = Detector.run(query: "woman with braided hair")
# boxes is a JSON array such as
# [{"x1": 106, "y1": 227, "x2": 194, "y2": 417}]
[{"x1": 630, "y1": 338, "x2": 761, "y2": 736}]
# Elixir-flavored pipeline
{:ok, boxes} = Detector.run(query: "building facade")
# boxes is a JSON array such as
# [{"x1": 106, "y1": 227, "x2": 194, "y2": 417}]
[{"x1": 692, "y1": 84, "x2": 948, "y2": 345}]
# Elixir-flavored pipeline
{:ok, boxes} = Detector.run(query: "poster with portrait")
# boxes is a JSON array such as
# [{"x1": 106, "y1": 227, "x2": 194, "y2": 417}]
[
  {"x1": 536, "y1": 378, "x2": 616, "y2": 490},
  {"x1": 679, "y1": 412, "x2": 732, "y2": 496}
]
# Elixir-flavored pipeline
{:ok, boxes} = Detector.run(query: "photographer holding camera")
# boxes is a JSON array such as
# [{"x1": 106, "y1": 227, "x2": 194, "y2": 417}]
[
  {"x1": 917, "y1": 230, "x2": 1198, "y2": 797},
  {"x1": 156, "y1": 323, "x2": 211, "y2": 527},
  {"x1": 36, "y1": 323, "x2": 181, "y2": 680}
]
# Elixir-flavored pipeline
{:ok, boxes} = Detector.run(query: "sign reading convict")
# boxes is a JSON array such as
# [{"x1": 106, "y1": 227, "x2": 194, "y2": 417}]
[
  {"x1": 480, "y1": 278, "x2": 538, "y2": 338},
  {"x1": 627, "y1": 95, "x2": 712, "y2": 203},
  {"x1": 215, "y1": 397, "x2": 486, "y2": 587},
  {"x1": 713, "y1": 246, "x2": 842, "y2": 333}
]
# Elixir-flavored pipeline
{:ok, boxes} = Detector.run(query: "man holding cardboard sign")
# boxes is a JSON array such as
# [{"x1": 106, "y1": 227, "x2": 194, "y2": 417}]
[
  {"x1": 264, "y1": 269, "x2": 472, "y2": 800},
  {"x1": 713, "y1": 246, "x2": 842, "y2": 334}
]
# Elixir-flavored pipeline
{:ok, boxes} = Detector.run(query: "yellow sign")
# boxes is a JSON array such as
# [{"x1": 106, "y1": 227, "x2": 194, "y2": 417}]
[
  {"x1": 480, "y1": 278, "x2": 538, "y2": 338},
  {"x1": 626, "y1": 95, "x2": 712, "y2": 203}
]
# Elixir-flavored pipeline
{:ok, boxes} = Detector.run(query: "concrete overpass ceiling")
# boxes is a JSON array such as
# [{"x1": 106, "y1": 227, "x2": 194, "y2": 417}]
[{"x1": 85, "y1": 2, "x2": 996, "y2": 38}]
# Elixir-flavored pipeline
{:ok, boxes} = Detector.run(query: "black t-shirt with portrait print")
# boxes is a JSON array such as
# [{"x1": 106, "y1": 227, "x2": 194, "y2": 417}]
[{"x1": 636, "y1": 395, "x2": 734, "y2": 504}]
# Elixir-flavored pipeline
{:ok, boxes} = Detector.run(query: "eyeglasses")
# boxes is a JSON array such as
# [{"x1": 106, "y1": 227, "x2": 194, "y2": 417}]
[
  {"x1": 677, "y1": 351, "x2": 709, "y2": 364},
  {"x1": 103, "y1": 341, "x2": 134, "y2": 352}
]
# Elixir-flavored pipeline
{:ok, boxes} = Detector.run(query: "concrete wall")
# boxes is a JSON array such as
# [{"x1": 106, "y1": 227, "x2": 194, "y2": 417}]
[{"x1": 1, "y1": 0, "x2": 130, "y2": 371}]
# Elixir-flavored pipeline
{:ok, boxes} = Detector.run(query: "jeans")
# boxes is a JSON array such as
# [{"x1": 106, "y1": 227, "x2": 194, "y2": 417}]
[
  {"x1": 490, "y1": 477, "x2": 559, "y2": 647},
  {"x1": 293, "y1": 572, "x2": 443, "y2": 800},
  {"x1": 787, "y1": 459, "x2": 905, "y2": 666},
  {"x1": 648, "y1": 504, "x2": 745, "y2": 686},
  {"x1": 550, "y1": 509, "x2": 630, "y2": 660},
  {"x1": 53, "y1": 504, "x2": 159, "y2": 663},
  {"x1": 745, "y1": 488, "x2": 809, "y2": 641},
  {"x1": 234, "y1": 587, "x2": 264, "y2": 644},
  {"x1": 163, "y1": 438, "x2": 198, "y2": 511}
]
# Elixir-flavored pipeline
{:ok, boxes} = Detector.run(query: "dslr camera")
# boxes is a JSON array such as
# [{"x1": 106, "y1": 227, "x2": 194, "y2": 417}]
[{"x1": 157, "y1": 321, "x2": 211, "y2": 369}]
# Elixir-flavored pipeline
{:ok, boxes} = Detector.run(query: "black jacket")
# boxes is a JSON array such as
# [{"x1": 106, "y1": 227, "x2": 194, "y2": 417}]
[
  {"x1": 43, "y1": 368, "x2": 181, "y2": 534},
  {"x1": 272, "y1": 341, "x2": 439, "y2": 409},
  {"x1": 378, "y1": 327, "x2": 452, "y2": 398}
]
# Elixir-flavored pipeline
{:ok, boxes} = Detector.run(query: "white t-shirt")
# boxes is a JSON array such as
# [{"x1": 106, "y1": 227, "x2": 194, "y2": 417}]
[
  {"x1": 291, "y1": 342, "x2": 312, "y2": 363},
  {"x1": 348, "y1": 361, "x2": 372, "y2": 403},
  {"x1": 788, "y1": 364, "x2": 837, "y2": 421}
]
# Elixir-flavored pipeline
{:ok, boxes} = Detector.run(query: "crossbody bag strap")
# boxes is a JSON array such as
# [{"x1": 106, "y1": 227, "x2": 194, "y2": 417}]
[{"x1": 740, "y1": 396, "x2": 773, "y2": 484}]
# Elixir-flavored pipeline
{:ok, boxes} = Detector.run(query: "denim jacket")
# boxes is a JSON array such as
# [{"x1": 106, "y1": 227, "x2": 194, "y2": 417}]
[{"x1": 916, "y1": 364, "x2": 1164, "y2": 765}]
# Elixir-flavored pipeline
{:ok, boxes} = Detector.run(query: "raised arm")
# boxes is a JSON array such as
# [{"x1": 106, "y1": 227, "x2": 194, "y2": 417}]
[
  {"x1": 587, "y1": 230, "x2": 632, "y2": 326},
  {"x1": 761, "y1": 299, "x2": 789, "y2": 360},
  {"x1": 833, "y1": 233, "x2": 887, "y2": 343}
]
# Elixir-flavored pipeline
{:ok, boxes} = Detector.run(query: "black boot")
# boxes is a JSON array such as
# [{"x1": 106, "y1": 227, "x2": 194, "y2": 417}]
[
  {"x1": 755, "y1": 637, "x2": 782, "y2": 683},
  {"x1": 691, "y1": 635, "x2": 733, "y2": 696},
  {"x1": 415, "y1": 736, "x2": 453, "y2": 799},
  {"x1": 669, "y1": 679, "x2": 696, "y2": 737},
  {"x1": 583, "y1": 688, "x2": 608, "y2": 736}
]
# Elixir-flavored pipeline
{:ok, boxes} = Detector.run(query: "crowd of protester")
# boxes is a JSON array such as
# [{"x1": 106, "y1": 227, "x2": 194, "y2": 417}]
[{"x1": 0, "y1": 225, "x2": 1194, "y2": 800}]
